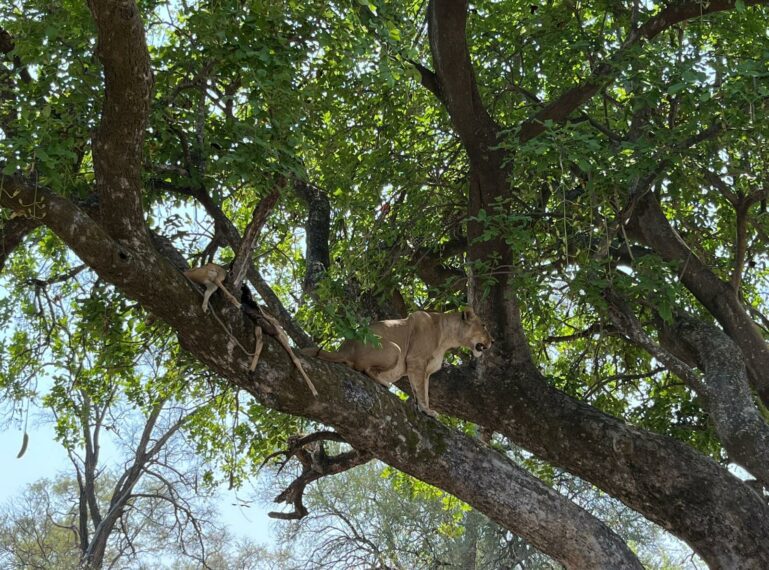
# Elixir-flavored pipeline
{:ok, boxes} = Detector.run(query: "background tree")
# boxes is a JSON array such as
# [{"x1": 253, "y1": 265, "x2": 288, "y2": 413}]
[
  {"x1": 2, "y1": 0, "x2": 769, "y2": 568},
  {"x1": 0, "y1": 259, "x2": 256, "y2": 568},
  {"x1": 261, "y1": 451, "x2": 696, "y2": 569},
  {"x1": 0, "y1": 474, "x2": 284, "y2": 569}
]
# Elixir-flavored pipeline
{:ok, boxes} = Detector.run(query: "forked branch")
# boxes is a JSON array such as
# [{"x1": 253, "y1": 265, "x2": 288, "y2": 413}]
[
  {"x1": 518, "y1": 1, "x2": 769, "y2": 143},
  {"x1": 262, "y1": 431, "x2": 373, "y2": 520}
]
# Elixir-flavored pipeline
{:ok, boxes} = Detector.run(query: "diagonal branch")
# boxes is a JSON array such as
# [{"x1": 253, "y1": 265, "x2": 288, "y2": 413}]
[
  {"x1": 518, "y1": 1, "x2": 769, "y2": 143},
  {"x1": 409, "y1": 59, "x2": 443, "y2": 103},
  {"x1": 2, "y1": 172, "x2": 764, "y2": 568},
  {"x1": 0, "y1": 216, "x2": 41, "y2": 271},
  {"x1": 87, "y1": 0, "x2": 153, "y2": 242},
  {"x1": 419, "y1": 356, "x2": 769, "y2": 567},
  {"x1": 391, "y1": 239, "x2": 467, "y2": 292},
  {"x1": 428, "y1": 0, "x2": 532, "y2": 361},
  {"x1": 625, "y1": 190, "x2": 769, "y2": 406},
  {"x1": 427, "y1": 0, "x2": 504, "y2": 174},
  {"x1": 183, "y1": 183, "x2": 313, "y2": 347},
  {"x1": 659, "y1": 312, "x2": 769, "y2": 487},
  {"x1": 150, "y1": 171, "x2": 311, "y2": 346},
  {"x1": 230, "y1": 185, "x2": 281, "y2": 290},
  {"x1": 605, "y1": 290, "x2": 769, "y2": 487},
  {"x1": 603, "y1": 290, "x2": 706, "y2": 393}
]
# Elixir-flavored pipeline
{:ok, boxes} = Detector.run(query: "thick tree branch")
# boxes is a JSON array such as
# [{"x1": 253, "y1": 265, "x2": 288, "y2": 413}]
[
  {"x1": 0, "y1": 216, "x2": 41, "y2": 271},
  {"x1": 604, "y1": 291, "x2": 706, "y2": 392},
  {"x1": 412, "y1": 252, "x2": 465, "y2": 292},
  {"x1": 427, "y1": 0, "x2": 504, "y2": 173},
  {"x1": 702, "y1": 167, "x2": 760, "y2": 291},
  {"x1": 428, "y1": 0, "x2": 531, "y2": 361},
  {"x1": 409, "y1": 59, "x2": 443, "y2": 103},
  {"x1": 518, "y1": 1, "x2": 769, "y2": 143},
  {"x1": 6, "y1": 4, "x2": 769, "y2": 566},
  {"x1": 87, "y1": 0, "x2": 153, "y2": 242},
  {"x1": 187, "y1": 184, "x2": 313, "y2": 347},
  {"x1": 294, "y1": 180, "x2": 331, "y2": 296},
  {"x1": 0, "y1": 173, "x2": 221, "y2": 358},
  {"x1": 605, "y1": 291, "x2": 769, "y2": 487},
  {"x1": 0, "y1": 174, "x2": 644, "y2": 570},
  {"x1": 659, "y1": 313, "x2": 769, "y2": 487},
  {"x1": 625, "y1": 190, "x2": 769, "y2": 406},
  {"x1": 285, "y1": 359, "x2": 643, "y2": 569},
  {"x1": 390, "y1": 239, "x2": 467, "y2": 292},
  {"x1": 418, "y1": 357, "x2": 769, "y2": 568},
  {"x1": 732, "y1": 201, "x2": 750, "y2": 290}
]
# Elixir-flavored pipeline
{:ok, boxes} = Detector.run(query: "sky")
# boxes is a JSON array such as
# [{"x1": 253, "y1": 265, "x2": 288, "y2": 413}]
[
  {"x1": 0, "y1": 224, "x2": 287, "y2": 556},
  {"x1": 0, "y1": 390, "x2": 281, "y2": 554},
  {"x1": 0, "y1": 283, "x2": 293, "y2": 558}
]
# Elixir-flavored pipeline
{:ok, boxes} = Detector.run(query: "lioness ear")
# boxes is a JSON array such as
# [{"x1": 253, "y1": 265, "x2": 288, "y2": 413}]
[{"x1": 462, "y1": 308, "x2": 476, "y2": 320}]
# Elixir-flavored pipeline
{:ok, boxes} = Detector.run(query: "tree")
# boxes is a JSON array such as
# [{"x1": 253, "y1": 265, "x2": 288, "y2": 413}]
[
  {"x1": 2, "y1": 0, "x2": 769, "y2": 567},
  {"x1": 0, "y1": 253, "x2": 241, "y2": 568},
  {"x1": 0, "y1": 475, "x2": 284, "y2": 570},
  {"x1": 263, "y1": 455, "x2": 695, "y2": 569},
  {"x1": 267, "y1": 460, "x2": 556, "y2": 570},
  {"x1": 0, "y1": 348, "x2": 227, "y2": 568}
]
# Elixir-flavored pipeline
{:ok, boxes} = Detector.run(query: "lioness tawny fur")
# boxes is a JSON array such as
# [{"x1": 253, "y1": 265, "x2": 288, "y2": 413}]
[
  {"x1": 305, "y1": 309, "x2": 493, "y2": 417},
  {"x1": 184, "y1": 263, "x2": 242, "y2": 313}
]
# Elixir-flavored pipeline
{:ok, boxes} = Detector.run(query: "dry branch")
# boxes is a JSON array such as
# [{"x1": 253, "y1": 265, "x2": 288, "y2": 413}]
[{"x1": 262, "y1": 431, "x2": 373, "y2": 520}]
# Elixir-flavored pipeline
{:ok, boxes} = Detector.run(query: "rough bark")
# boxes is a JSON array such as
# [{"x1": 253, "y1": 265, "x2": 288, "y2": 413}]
[
  {"x1": 0, "y1": 216, "x2": 41, "y2": 270},
  {"x1": 0, "y1": 171, "x2": 646, "y2": 569},
  {"x1": 87, "y1": 0, "x2": 153, "y2": 244},
  {"x1": 428, "y1": 0, "x2": 531, "y2": 363},
  {"x1": 626, "y1": 191, "x2": 769, "y2": 406},
  {"x1": 605, "y1": 293, "x2": 769, "y2": 487},
  {"x1": 413, "y1": 358, "x2": 769, "y2": 569},
  {"x1": 231, "y1": 187, "x2": 281, "y2": 289},
  {"x1": 660, "y1": 314, "x2": 769, "y2": 487},
  {"x1": 186, "y1": 184, "x2": 314, "y2": 347},
  {"x1": 419, "y1": 4, "x2": 769, "y2": 566},
  {"x1": 294, "y1": 180, "x2": 331, "y2": 296},
  {"x1": 7, "y1": 166, "x2": 769, "y2": 569},
  {"x1": 3, "y1": 0, "x2": 769, "y2": 567}
]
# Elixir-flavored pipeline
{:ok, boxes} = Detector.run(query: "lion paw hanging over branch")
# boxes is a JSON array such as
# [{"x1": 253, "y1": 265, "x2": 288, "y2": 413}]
[{"x1": 184, "y1": 263, "x2": 317, "y2": 396}]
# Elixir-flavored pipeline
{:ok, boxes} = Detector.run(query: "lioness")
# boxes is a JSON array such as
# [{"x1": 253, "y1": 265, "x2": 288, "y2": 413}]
[{"x1": 305, "y1": 309, "x2": 493, "y2": 417}]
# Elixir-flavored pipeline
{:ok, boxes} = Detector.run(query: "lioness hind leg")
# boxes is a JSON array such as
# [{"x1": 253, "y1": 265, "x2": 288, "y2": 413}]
[{"x1": 361, "y1": 340, "x2": 400, "y2": 384}]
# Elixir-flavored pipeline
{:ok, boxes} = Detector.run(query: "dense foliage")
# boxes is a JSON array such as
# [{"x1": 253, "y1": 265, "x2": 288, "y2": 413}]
[{"x1": 2, "y1": 0, "x2": 769, "y2": 567}]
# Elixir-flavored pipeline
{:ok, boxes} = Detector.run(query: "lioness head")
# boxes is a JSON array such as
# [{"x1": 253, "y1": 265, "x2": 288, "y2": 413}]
[{"x1": 460, "y1": 308, "x2": 494, "y2": 357}]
